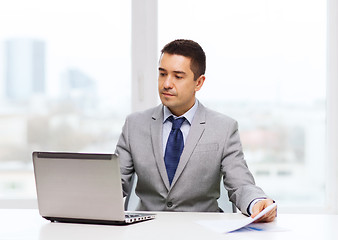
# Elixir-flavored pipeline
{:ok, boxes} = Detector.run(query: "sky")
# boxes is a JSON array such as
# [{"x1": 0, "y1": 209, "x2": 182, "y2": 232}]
[
  {"x1": 0, "y1": 0, "x2": 131, "y2": 100},
  {"x1": 0, "y1": 0, "x2": 327, "y2": 104}
]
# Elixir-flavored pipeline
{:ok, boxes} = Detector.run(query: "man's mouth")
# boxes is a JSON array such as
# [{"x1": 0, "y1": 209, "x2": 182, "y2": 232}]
[{"x1": 162, "y1": 92, "x2": 175, "y2": 97}]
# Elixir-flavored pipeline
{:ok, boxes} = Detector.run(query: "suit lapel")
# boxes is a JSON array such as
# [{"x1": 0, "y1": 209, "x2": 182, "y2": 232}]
[
  {"x1": 171, "y1": 103, "x2": 206, "y2": 187},
  {"x1": 150, "y1": 105, "x2": 171, "y2": 190}
]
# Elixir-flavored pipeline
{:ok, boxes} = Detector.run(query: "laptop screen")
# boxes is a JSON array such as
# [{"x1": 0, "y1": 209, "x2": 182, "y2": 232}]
[{"x1": 33, "y1": 152, "x2": 126, "y2": 222}]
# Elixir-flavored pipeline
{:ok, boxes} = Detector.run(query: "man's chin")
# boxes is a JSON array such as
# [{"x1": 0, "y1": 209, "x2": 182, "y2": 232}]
[
  {"x1": 160, "y1": 96, "x2": 175, "y2": 105},
  {"x1": 161, "y1": 101, "x2": 174, "y2": 108},
  {"x1": 160, "y1": 100, "x2": 177, "y2": 110}
]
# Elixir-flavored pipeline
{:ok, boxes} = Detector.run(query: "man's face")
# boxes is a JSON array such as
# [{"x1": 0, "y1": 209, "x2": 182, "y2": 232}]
[{"x1": 158, "y1": 53, "x2": 205, "y2": 116}]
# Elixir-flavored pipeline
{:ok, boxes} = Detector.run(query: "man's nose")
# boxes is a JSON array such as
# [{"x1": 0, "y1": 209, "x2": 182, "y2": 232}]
[{"x1": 163, "y1": 75, "x2": 174, "y2": 89}]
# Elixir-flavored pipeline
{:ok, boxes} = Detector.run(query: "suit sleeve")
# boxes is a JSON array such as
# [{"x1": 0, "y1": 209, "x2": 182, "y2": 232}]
[
  {"x1": 115, "y1": 116, "x2": 134, "y2": 197},
  {"x1": 221, "y1": 120, "x2": 268, "y2": 215}
]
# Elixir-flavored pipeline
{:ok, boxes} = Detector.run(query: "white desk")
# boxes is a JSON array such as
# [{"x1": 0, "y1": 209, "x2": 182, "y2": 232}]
[{"x1": 1, "y1": 209, "x2": 338, "y2": 240}]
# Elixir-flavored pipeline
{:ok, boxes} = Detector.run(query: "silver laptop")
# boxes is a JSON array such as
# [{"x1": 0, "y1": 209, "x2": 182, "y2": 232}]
[{"x1": 32, "y1": 151, "x2": 155, "y2": 225}]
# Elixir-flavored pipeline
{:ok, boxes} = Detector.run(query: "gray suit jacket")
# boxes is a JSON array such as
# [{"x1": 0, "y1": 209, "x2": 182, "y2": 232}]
[{"x1": 115, "y1": 103, "x2": 267, "y2": 215}]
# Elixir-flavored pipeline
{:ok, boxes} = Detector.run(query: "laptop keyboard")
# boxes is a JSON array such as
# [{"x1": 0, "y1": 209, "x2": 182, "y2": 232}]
[
  {"x1": 125, "y1": 214, "x2": 141, "y2": 218},
  {"x1": 124, "y1": 213, "x2": 156, "y2": 223}
]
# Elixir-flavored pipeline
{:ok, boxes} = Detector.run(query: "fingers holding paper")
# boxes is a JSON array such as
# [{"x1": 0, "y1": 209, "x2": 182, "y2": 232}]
[{"x1": 251, "y1": 199, "x2": 277, "y2": 223}]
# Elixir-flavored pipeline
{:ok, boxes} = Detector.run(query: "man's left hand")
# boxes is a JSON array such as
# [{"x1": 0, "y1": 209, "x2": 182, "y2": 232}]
[{"x1": 251, "y1": 199, "x2": 277, "y2": 223}]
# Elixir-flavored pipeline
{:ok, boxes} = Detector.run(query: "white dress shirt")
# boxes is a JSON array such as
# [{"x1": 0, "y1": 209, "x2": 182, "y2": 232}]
[{"x1": 162, "y1": 99, "x2": 199, "y2": 156}]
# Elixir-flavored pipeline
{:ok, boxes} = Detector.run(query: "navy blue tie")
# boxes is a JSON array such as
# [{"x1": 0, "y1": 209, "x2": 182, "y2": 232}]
[{"x1": 164, "y1": 116, "x2": 186, "y2": 185}]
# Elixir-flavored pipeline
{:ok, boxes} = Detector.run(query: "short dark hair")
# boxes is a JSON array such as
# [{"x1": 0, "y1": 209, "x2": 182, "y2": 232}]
[{"x1": 161, "y1": 39, "x2": 206, "y2": 80}]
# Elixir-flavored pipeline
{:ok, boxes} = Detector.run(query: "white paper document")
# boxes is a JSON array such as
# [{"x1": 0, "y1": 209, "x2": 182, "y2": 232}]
[{"x1": 196, "y1": 202, "x2": 277, "y2": 234}]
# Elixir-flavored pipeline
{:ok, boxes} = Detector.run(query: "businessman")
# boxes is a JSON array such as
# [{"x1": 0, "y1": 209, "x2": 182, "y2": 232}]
[{"x1": 116, "y1": 39, "x2": 276, "y2": 222}]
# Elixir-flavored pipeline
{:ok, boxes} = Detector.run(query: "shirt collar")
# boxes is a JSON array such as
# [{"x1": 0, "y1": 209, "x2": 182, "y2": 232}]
[{"x1": 163, "y1": 99, "x2": 199, "y2": 125}]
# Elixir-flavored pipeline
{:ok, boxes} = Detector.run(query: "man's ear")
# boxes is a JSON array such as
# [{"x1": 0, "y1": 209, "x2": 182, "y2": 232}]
[{"x1": 195, "y1": 75, "x2": 205, "y2": 92}]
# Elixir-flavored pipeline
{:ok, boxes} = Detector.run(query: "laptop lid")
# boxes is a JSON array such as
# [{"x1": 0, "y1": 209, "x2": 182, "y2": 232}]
[{"x1": 32, "y1": 152, "x2": 154, "y2": 225}]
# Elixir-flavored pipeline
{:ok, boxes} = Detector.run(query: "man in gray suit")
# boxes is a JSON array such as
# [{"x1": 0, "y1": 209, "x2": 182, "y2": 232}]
[{"x1": 116, "y1": 39, "x2": 276, "y2": 222}]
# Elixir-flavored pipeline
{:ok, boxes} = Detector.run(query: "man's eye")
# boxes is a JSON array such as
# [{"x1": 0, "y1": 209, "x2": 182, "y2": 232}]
[
  {"x1": 159, "y1": 72, "x2": 166, "y2": 77},
  {"x1": 176, "y1": 75, "x2": 183, "y2": 79}
]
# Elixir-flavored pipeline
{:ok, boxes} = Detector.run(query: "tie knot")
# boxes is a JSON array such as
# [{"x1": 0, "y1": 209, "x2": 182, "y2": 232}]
[{"x1": 168, "y1": 116, "x2": 186, "y2": 130}]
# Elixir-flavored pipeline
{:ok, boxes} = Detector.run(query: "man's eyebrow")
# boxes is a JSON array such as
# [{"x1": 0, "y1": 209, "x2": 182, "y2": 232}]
[
  {"x1": 173, "y1": 71, "x2": 186, "y2": 75},
  {"x1": 158, "y1": 68, "x2": 186, "y2": 75}
]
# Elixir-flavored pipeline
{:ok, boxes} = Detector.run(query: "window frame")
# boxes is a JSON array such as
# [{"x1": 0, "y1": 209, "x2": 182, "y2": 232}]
[{"x1": 326, "y1": 0, "x2": 338, "y2": 214}]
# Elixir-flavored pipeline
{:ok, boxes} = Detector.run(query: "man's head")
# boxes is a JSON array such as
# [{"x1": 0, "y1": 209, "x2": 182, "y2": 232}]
[
  {"x1": 158, "y1": 39, "x2": 206, "y2": 116},
  {"x1": 161, "y1": 39, "x2": 206, "y2": 81}
]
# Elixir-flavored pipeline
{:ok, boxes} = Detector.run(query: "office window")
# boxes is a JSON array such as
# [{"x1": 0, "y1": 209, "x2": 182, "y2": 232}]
[
  {"x1": 159, "y1": 0, "x2": 326, "y2": 211},
  {"x1": 0, "y1": 0, "x2": 131, "y2": 202}
]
